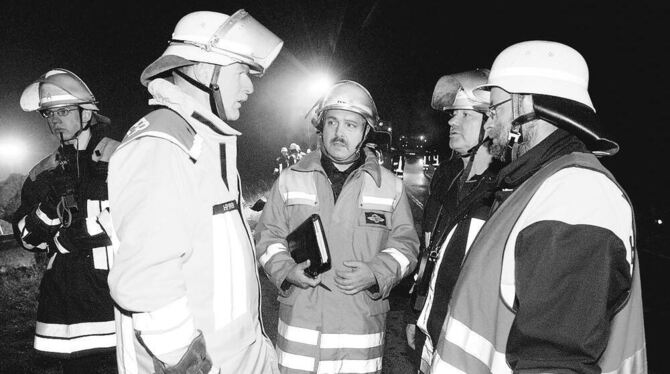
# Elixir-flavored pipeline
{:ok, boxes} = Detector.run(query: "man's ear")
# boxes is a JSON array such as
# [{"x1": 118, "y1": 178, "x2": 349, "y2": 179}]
[
  {"x1": 81, "y1": 109, "x2": 92, "y2": 123},
  {"x1": 192, "y1": 63, "x2": 215, "y2": 84}
]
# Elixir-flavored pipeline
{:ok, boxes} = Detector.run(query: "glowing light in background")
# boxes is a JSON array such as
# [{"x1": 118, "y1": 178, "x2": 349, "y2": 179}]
[
  {"x1": 307, "y1": 72, "x2": 334, "y2": 97},
  {"x1": 0, "y1": 138, "x2": 27, "y2": 165}
]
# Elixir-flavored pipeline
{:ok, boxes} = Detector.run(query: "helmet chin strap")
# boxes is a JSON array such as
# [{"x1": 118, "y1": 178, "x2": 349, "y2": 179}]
[
  {"x1": 503, "y1": 94, "x2": 539, "y2": 161},
  {"x1": 175, "y1": 67, "x2": 229, "y2": 120}
]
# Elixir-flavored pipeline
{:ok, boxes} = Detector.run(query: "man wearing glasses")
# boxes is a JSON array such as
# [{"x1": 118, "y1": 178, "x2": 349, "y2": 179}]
[
  {"x1": 421, "y1": 41, "x2": 646, "y2": 374},
  {"x1": 13, "y1": 68, "x2": 120, "y2": 373}
]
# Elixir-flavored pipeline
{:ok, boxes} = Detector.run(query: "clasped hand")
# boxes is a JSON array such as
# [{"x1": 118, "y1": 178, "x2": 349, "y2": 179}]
[{"x1": 334, "y1": 261, "x2": 377, "y2": 295}]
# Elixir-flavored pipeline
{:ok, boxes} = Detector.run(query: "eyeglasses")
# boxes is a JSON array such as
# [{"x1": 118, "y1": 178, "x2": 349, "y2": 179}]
[
  {"x1": 486, "y1": 98, "x2": 512, "y2": 119},
  {"x1": 40, "y1": 107, "x2": 78, "y2": 119}
]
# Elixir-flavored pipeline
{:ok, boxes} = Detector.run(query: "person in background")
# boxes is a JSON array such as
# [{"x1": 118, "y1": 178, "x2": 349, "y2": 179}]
[
  {"x1": 13, "y1": 68, "x2": 119, "y2": 373},
  {"x1": 287, "y1": 142, "x2": 305, "y2": 165},
  {"x1": 422, "y1": 40, "x2": 646, "y2": 374},
  {"x1": 255, "y1": 80, "x2": 419, "y2": 373},
  {"x1": 107, "y1": 9, "x2": 283, "y2": 374},
  {"x1": 274, "y1": 146, "x2": 291, "y2": 175}
]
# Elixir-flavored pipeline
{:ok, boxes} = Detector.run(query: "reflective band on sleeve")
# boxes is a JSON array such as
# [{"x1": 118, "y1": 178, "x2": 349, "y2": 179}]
[
  {"x1": 34, "y1": 333, "x2": 116, "y2": 354},
  {"x1": 137, "y1": 316, "x2": 196, "y2": 356},
  {"x1": 53, "y1": 232, "x2": 70, "y2": 254},
  {"x1": 277, "y1": 347, "x2": 316, "y2": 372},
  {"x1": 317, "y1": 357, "x2": 383, "y2": 373},
  {"x1": 320, "y1": 332, "x2": 384, "y2": 349},
  {"x1": 277, "y1": 318, "x2": 319, "y2": 346},
  {"x1": 36, "y1": 320, "x2": 116, "y2": 338},
  {"x1": 444, "y1": 316, "x2": 510, "y2": 374},
  {"x1": 132, "y1": 296, "x2": 192, "y2": 331},
  {"x1": 259, "y1": 243, "x2": 288, "y2": 267},
  {"x1": 36, "y1": 205, "x2": 61, "y2": 226},
  {"x1": 382, "y1": 248, "x2": 410, "y2": 277}
]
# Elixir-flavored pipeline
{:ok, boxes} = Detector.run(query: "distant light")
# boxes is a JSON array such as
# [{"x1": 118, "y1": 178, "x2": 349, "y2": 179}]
[
  {"x1": 387, "y1": 127, "x2": 392, "y2": 132},
  {"x1": 308, "y1": 73, "x2": 334, "y2": 96},
  {"x1": 0, "y1": 138, "x2": 27, "y2": 164},
  {"x1": 656, "y1": 219, "x2": 663, "y2": 225},
  {"x1": 419, "y1": 135, "x2": 425, "y2": 140}
]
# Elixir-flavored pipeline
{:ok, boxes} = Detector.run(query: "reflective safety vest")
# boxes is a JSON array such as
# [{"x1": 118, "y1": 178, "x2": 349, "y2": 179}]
[
  {"x1": 260, "y1": 149, "x2": 417, "y2": 374},
  {"x1": 422, "y1": 153, "x2": 646, "y2": 374}
]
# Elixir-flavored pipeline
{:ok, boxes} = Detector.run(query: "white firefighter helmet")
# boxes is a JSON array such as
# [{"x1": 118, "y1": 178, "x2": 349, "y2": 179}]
[
  {"x1": 281, "y1": 146, "x2": 288, "y2": 153},
  {"x1": 431, "y1": 69, "x2": 490, "y2": 112},
  {"x1": 20, "y1": 69, "x2": 99, "y2": 112},
  {"x1": 289, "y1": 143, "x2": 301, "y2": 152},
  {"x1": 309, "y1": 80, "x2": 379, "y2": 130},
  {"x1": 473, "y1": 40, "x2": 593, "y2": 111},
  {"x1": 140, "y1": 10, "x2": 284, "y2": 85}
]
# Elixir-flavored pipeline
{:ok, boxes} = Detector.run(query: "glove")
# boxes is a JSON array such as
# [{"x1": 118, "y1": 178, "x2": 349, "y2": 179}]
[{"x1": 151, "y1": 331, "x2": 213, "y2": 374}]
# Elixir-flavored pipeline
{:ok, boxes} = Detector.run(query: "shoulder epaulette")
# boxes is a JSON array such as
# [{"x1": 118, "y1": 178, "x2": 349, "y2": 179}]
[{"x1": 117, "y1": 108, "x2": 202, "y2": 161}]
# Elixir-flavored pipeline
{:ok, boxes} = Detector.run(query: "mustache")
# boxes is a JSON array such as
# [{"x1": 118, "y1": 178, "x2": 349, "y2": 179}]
[{"x1": 330, "y1": 137, "x2": 348, "y2": 146}]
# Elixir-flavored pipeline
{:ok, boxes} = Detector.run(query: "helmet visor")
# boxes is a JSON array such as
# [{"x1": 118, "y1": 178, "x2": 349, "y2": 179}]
[{"x1": 209, "y1": 10, "x2": 283, "y2": 76}]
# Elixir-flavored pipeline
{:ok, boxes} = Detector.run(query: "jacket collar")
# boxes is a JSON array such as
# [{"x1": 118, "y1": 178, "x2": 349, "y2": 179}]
[
  {"x1": 147, "y1": 78, "x2": 242, "y2": 137},
  {"x1": 293, "y1": 147, "x2": 383, "y2": 187}
]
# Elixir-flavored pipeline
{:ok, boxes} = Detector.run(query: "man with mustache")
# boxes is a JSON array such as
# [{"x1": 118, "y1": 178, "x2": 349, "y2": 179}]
[
  {"x1": 422, "y1": 41, "x2": 646, "y2": 374},
  {"x1": 255, "y1": 81, "x2": 419, "y2": 373},
  {"x1": 14, "y1": 68, "x2": 119, "y2": 373},
  {"x1": 107, "y1": 10, "x2": 283, "y2": 374}
]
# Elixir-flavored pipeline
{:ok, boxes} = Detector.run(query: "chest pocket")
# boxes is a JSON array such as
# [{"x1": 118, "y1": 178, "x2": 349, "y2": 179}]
[
  {"x1": 279, "y1": 171, "x2": 320, "y2": 229},
  {"x1": 352, "y1": 173, "x2": 400, "y2": 259}
]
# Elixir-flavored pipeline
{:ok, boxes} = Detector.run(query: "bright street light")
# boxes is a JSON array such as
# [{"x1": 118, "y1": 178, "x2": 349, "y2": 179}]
[
  {"x1": 307, "y1": 73, "x2": 334, "y2": 96},
  {"x1": 0, "y1": 138, "x2": 27, "y2": 165}
]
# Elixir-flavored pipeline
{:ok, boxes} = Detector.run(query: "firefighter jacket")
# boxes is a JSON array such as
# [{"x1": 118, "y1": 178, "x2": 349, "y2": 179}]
[
  {"x1": 255, "y1": 148, "x2": 420, "y2": 373},
  {"x1": 107, "y1": 79, "x2": 277, "y2": 374},
  {"x1": 421, "y1": 131, "x2": 646, "y2": 374},
  {"x1": 12, "y1": 114, "x2": 119, "y2": 358}
]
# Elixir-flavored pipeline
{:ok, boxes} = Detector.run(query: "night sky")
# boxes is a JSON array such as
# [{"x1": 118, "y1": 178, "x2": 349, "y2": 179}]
[{"x1": 1, "y1": 0, "x2": 668, "y2": 224}]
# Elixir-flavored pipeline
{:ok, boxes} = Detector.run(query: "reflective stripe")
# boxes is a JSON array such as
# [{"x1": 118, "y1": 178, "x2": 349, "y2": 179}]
[
  {"x1": 92, "y1": 246, "x2": 109, "y2": 270},
  {"x1": 277, "y1": 347, "x2": 315, "y2": 372},
  {"x1": 420, "y1": 339, "x2": 434, "y2": 374},
  {"x1": 465, "y1": 219, "x2": 485, "y2": 255},
  {"x1": 53, "y1": 232, "x2": 70, "y2": 254},
  {"x1": 277, "y1": 318, "x2": 319, "y2": 345},
  {"x1": 320, "y1": 332, "x2": 384, "y2": 349},
  {"x1": 115, "y1": 308, "x2": 139, "y2": 374},
  {"x1": 381, "y1": 248, "x2": 410, "y2": 277},
  {"x1": 317, "y1": 357, "x2": 382, "y2": 373},
  {"x1": 444, "y1": 316, "x2": 510, "y2": 374},
  {"x1": 432, "y1": 352, "x2": 467, "y2": 374},
  {"x1": 36, "y1": 320, "x2": 115, "y2": 338},
  {"x1": 259, "y1": 243, "x2": 288, "y2": 267},
  {"x1": 36, "y1": 205, "x2": 61, "y2": 226},
  {"x1": 46, "y1": 252, "x2": 56, "y2": 269},
  {"x1": 132, "y1": 297, "x2": 196, "y2": 356},
  {"x1": 602, "y1": 346, "x2": 647, "y2": 374},
  {"x1": 360, "y1": 196, "x2": 394, "y2": 208},
  {"x1": 40, "y1": 94, "x2": 79, "y2": 104},
  {"x1": 18, "y1": 216, "x2": 47, "y2": 250},
  {"x1": 491, "y1": 67, "x2": 588, "y2": 86},
  {"x1": 34, "y1": 332, "x2": 115, "y2": 354},
  {"x1": 284, "y1": 191, "x2": 317, "y2": 204},
  {"x1": 86, "y1": 217, "x2": 104, "y2": 235}
]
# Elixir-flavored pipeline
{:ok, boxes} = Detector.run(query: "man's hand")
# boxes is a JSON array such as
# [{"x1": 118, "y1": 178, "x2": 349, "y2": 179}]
[
  {"x1": 406, "y1": 323, "x2": 416, "y2": 349},
  {"x1": 285, "y1": 259, "x2": 322, "y2": 289},
  {"x1": 334, "y1": 261, "x2": 377, "y2": 295}
]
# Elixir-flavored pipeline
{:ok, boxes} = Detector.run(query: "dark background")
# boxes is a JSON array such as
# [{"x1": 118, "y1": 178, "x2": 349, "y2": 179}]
[{"x1": 1, "y1": 0, "x2": 668, "y2": 239}]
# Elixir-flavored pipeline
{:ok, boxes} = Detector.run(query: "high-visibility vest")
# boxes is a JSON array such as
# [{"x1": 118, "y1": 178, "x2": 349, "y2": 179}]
[{"x1": 423, "y1": 152, "x2": 646, "y2": 374}]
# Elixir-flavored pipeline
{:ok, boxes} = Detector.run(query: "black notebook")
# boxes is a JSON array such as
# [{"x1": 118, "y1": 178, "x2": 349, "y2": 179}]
[{"x1": 287, "y1": 214, "x2": 331, "y2": 277}]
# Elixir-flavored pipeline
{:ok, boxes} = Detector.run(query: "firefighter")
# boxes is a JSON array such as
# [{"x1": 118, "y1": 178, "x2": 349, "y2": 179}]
[
  {"x1": 288, "y1": 142, "x2": 305, "y2": 165},
  {"x1": 274, "y1": 146, "x2": 291, "y2": 175},
  {"x1": 107, "y1": 10, "x2": 283, "y2": 374},
  {"x1": 422, "y1": 41, "x2": 646, "y2": 373},
  {"x1": 14, "y1": 68, "x2": 119, "y2": 373},
  {"x1": 255, "y1": 80, "x2": 419, "y2": 373}
]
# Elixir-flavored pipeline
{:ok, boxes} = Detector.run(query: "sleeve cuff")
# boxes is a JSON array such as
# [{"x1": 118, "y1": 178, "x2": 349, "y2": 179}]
[{"x1": 132, "y1": 297, "x2": 197, "y2": 357}]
